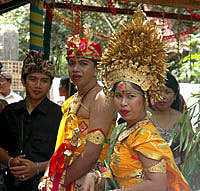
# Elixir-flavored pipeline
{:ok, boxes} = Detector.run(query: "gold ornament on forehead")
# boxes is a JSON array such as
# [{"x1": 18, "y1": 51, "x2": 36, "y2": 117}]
[{"x1": 98, "y1": 6, "x2": 169, "y2": 103}]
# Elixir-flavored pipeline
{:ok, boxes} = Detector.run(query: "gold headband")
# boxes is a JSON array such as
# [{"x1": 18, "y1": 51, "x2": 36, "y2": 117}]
[{"x1": 98, "y1": 6, "x2": 169, "y2": 102}]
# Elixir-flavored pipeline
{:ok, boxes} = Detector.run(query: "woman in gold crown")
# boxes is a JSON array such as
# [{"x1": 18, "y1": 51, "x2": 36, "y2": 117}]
[{"x1": 81, "y1": 6, "x2": 190, "y2": 191}]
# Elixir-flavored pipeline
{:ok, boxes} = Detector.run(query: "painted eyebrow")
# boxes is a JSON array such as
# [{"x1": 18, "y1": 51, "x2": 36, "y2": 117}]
[{"x1": 115, "y1": 90, "x2": 142, "y2": 95}]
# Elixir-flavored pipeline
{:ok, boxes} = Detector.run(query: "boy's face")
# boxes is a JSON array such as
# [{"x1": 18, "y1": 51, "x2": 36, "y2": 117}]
[
  {"x1": 67, "y1": 57, "x2": 98, "y2": 88},
  {"x1": 22, "y1": 72, "x2": 51, "y2": 101}
]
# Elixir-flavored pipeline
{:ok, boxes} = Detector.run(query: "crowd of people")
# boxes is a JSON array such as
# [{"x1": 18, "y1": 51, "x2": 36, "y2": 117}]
[{"x1": 0, "y1": 6, "x2": 192, "y2": 191}]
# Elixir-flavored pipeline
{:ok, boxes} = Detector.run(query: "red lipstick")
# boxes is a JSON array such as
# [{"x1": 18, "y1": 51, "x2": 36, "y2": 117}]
[{"x1": 120, "y1": 109, "x2": 129, "y2": 115}]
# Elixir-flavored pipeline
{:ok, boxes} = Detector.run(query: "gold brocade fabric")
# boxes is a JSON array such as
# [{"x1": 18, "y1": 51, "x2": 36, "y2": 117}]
[
  {"x1": 55, "y1": 95, "x2": 115, "y2": 161},
  {"x1": 86, "y1": 130, "x2": 106, "y2": 145},
  {"x1": 69, "y1": 119, "x2": 115, "y2": 163},
  {"x1": 110, "y1": 121, "x2": 190, "y2": 191}
]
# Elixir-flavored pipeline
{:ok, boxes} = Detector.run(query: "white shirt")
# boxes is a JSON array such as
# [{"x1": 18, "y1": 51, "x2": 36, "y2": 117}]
[{"x1": 0, "y1": 90, "x2": 23, "y2": 104}]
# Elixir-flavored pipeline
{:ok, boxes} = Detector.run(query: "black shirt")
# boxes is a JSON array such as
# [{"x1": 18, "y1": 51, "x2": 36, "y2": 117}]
[{"x1": 0, "y1": 97, "x2": 62, "y2": 191}]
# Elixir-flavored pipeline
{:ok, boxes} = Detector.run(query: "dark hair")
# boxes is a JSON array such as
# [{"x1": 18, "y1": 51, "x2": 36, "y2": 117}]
[
  {"x1": 92, "y1": 60, "x2": 99, "y2": 67},
  {"x1": 165, "y1": 73, "x2": 181, "y2": 111},
  {"x1": 146, "y1": 72, "x2": 185, "y2": 112},
  {"x1": 60, "y1": 76, "x2": 77, "y2": 96}
]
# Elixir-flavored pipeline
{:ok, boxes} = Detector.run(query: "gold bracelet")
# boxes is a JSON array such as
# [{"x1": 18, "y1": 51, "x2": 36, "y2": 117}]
[
  {"x1": 86, "y1": 129, "x2": 105, "y2": 145},
  {"x1": 94, "y1": 170, "x2": 102, "y2": 185}
]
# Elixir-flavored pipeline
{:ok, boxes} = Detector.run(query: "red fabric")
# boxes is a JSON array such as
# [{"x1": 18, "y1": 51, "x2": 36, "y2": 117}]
[
  {"x1": 49, "y1": 142, "x2": 77, "y2": 175},
  {"x1": 65, "y1": 36, "x2": 102, "y2": 61}
]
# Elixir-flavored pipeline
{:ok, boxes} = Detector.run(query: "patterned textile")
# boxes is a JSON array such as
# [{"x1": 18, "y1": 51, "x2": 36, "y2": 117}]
[
  {"x1": 47, "y1": 94, "x2": 115, "y2": 191},
  {"x1": 22, "y1": 50, "x2": 54, "y2": 79},
  {"x1": 65, "y1": 35, "x2": 102, "y2": 61},
  {"x1": 156, "y1": 126, "x2": 173, "y2": 143},
  {"x1": 108, "y1": 121, "x2": 190, "y2": 191},
  {"x1": 156, "y1": 126, "x2": 183, "y2": 167}
]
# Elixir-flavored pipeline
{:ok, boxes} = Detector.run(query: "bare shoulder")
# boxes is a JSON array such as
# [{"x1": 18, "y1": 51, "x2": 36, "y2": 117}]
[
  {"x1": 82, "y1": 86, "x2": 102, "y2": 106},
  {"x1": 94, "y1": 89, "x2": 117, "y2": 112},
  {"x1": 171, "y1": 109, "x2": 182, "y2": 119},
  {"x1": 89, "y1": 89, "x2": 117, "y2": 121},
  {"x1": 88, "y1": 89, "x2": 117, "y2": 134}
]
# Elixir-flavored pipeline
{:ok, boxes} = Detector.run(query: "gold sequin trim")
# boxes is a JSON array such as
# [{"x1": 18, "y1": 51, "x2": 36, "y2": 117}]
[
  {"x1": 145, "y1": 159, "x2": 166, "y2": 173},
  {"x1": 86, "y1": 130, "x2": 105, "y2": 145},
  {"x1": 118, "y1": 112, "x2": 152, "y2": 142}
]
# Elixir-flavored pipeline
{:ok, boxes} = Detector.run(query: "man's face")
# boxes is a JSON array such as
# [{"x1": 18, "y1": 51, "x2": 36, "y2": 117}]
[
  {"x1": 67, "y1": 57, "x2": 98, "y2": 88},
  {"x1": 22, "y1": 72, "x2": 51, "y2": 101},
  {"x1": 0, "y1": 77, "x2": 11, "y2": 96}
]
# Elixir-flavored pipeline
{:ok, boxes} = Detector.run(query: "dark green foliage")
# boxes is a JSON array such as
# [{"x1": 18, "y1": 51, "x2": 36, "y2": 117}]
[{"x1": 170, "y1": 93, "x2": 200, "y2": 190}]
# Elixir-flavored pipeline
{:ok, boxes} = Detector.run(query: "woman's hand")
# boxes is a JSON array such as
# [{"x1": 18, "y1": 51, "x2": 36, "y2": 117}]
[{"x1": 81, "y1": 172, "x2": 96, "y2": 191}]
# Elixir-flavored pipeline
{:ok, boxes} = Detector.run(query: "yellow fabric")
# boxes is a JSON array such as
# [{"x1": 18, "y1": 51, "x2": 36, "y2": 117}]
[
  {"x1": 55, "y1": 95, "x2": 115, "y2": 162},
  {"x1": 110, "y1": 122, "x2": 190, "y2": 191},
  {"x1": 55, "y1": 96, "x2": 75, "y2": 151}
]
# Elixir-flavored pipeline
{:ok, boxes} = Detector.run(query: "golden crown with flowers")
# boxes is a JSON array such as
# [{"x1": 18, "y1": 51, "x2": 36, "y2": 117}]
[
  {"x1": 65, "y1": 25, "x2": 102, "y2": 61},
  {"x1": 98, "y1": 6, "x2": 169, "y2": 102}
]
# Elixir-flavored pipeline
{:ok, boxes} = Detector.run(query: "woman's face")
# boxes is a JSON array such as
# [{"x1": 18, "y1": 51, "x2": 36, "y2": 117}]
[
  {"x1": 154, "y1": 87, "x2": 176, "y2": 111},
  {"x1": 114, "y1": 82, "x2": 146, "y2": 126}
]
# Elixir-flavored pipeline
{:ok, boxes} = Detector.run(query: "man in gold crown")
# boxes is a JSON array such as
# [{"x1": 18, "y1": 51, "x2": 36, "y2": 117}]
[
  {"x1": 39, "y1": 26, "x2": 117, "y2": 191},
  {"x1": 81, "y1": 6, "x2": 190, "y2": 191}
]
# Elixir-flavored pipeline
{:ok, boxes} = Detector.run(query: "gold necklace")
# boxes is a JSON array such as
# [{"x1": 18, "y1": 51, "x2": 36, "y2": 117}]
[
  {"x1": 69, "y1": 93, "x2": 82, "y2": 114},
  {"x1": 72, "y1": 84, "x2": 99, "y2": 115},
  {"x1": 118, "y1": 112, "x2": 152, "y2": 142}
]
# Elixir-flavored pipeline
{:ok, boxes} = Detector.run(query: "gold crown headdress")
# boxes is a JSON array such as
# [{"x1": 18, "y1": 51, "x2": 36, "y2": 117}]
[{"x1": 98, "y1": 6, "x2": 169, "y2": 102}]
